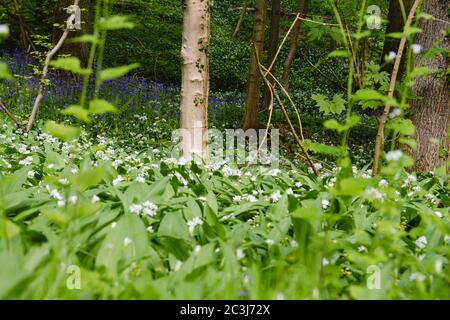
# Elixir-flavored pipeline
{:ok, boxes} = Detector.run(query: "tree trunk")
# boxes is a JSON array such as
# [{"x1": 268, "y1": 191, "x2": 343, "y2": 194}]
[
  {"x1": 282, "y1": 0, "x2": 309, "y2": 89},
  {"x1": 409, "y1": 0, "x2": 449, "y2": 172},
  {"x1": 262, "y1": 0, "x2": 281, "y2": 111},
  {"x1": 52, "y1": 0, "x2": 92, "y2": 67},
  {"x1": 380, "y1": 0, "x2": 412, "y2": 76},
  {"x1": 243, "y1": 0, "x2": 267, "y2": 130},
  {"x1": 180, "y1": 0, "x2": 210, "y2": 161},
  {"x1": 12, "y1": 0, "x2": 35, "y2": 51}
]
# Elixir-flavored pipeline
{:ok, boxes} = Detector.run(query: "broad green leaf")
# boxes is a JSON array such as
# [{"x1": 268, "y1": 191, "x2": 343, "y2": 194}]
[
  {"x1": 158, "y1": 211, "x2": 190, "y2": 240},
  {"x1": 99, "y1": 63, "x2": 140, "y2": 82},
  {"x1": 61, "y1": 105, "x2": 91, "y2": 123},
  {"x1": 88, "y1": 99, "x2": 119, "y2": 114},
  {"x1": 100, "y1": 16, "x2": 134, "y2": 30},
  {"x1": 410, "y1": 66, "x2": 434, "y2": 79},
  {"x1": 312, "y1": 93, "x2": 346, "y2": 115},
  {"x1": 44, "y1": 121, "x2": 81, "y2": 141},
  {"x1": 70, "y1": 168, "x2": 104, "y2": 191},
  {"x1": 387, "y1": 118, "x2": 415, "y2": 136},
  {"x1": 328, "y1": 50, "x2": 349, "y2": 58},
  {"x1": 353, "y1": 89, "x2": 386, "y2": 101},
  {"x1": 0, "y1": 62, "x2": 13, "y2": 80},
  {"x1": 49, "y1": 57, "x2": 91, "y2": 75},
  {"x1": 69, "y1": 34, "x2": 98, "y2": 44},
  {"x1": 96, "y1": 214, "x2": 155, "y2": 273},
  {"x1": 304, "y1": 140, "x2": 342, "y2": 155},
  {"x1": 0, "y1": 218, "x2": 21, "y2": 239}
]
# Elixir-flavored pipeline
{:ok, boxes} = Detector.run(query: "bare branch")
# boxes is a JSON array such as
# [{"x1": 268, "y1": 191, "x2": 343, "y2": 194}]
[
  {"x1": 25, "y1": 0, "x2": 80, "y2": 132},
  {"x1": 372, "y1": 0, "x2": 422, "y2": 176}
]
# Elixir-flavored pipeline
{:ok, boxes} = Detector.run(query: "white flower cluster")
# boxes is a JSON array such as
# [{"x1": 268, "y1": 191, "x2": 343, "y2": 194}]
[
  {"x1": 129, "y1": 201, "x2": 158, "y2": 217},
  {"x1": 187, "y1": 217, "x2": 203, "y2": 234}
]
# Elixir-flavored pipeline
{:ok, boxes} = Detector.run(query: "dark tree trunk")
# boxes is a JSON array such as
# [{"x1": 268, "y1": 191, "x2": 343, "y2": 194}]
[
  {"x1": 262, "y1": 0, "x2": 281, "y2": 111},
  {"x1": 380, "y1": 0, "x2": 412, "y2": 76},
  {"x1": 282, "y1": 0, "x2": 309, "y2": 89},
  {"x1": 243, "y1": 0, "x2": 267, "y2": 130},
  {"x1": 409, "y1": 0, "x2": 449, "y2": 172},
  {"x1": 52, "y1": 0, "x2": 92, "y2": 67}
]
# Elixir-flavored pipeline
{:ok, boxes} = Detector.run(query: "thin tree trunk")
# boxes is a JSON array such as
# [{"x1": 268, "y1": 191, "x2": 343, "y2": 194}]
[
  {"x1": 409, "y1": 0, "x2": 450, "y2": 172},
  {"x1": 233, "y1": 0, "x2": 248, "y2": 37},
  {"x1": 380, "y1": 0, "x2": 412, "y2": 76},
  {"x1": 282, "y1": 0, "x2": 309, "y2": 89},
  {"x1": 52, "y1": 0, "x2": 92, "y2": 67},
  {"x1": 12, "y1": 0, "x2": 35, "y2": 51},
  {"x1": 263, "y1": 0, "x2": 281, "y2": 111},
  {"x1": 243, "y1": 0, "x2": 267, "y2": 130},
  {"x1": 180, "y1": 0, "x2": 210, "y2": 161}
]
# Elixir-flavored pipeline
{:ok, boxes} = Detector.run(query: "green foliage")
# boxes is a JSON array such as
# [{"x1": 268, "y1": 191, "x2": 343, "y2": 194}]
[{"x1": 311, "y1": 93, "x2": 346, "y2": 115}]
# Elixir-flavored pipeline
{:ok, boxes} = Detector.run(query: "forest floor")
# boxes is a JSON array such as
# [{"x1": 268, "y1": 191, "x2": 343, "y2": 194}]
[{"x1": 0, "y1": 52, "x2": 448, "y2": 299}]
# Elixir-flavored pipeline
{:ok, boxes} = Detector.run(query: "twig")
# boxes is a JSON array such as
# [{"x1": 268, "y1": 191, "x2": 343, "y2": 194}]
[
  {"x1": 25, "y1": 0, "x2": 80, "y2": 132},
  {"x1": 232, "y1": 0, "x2": 248, "y2": 37},
  {"x1": 0, "y1": 101, "x2": 22, "y2": 128},
  {"x1": 372, "y1": 0, "x2": 422, "y2": 176},
  {"x1": 255, "y1": 51, "x2": 318, "y2": 175}
]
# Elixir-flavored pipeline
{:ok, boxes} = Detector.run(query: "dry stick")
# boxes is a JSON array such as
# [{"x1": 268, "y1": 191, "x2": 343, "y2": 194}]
[
  {"x1": 0, "y1": 101, "x2": 22, "y2": 129},
  {"x1": 252, "y1": 44, "x2": 317, "y2": 175},
  {"x1": 261, "y1": 64, "x2": 306, "y2": 142},
  {"x1": 265, "y1": 13, "x2": 301, "y2": 77},
  {"x1": 241, "y1": 45, "x2": 275, "y2": 171},
  {"x1": 260, "y1": 12, "x2": 307, "y2": 142},
  {"x1": 25, "y1": 0, "x2": 80, "y2": 132},
  {"x1": 232, "y1": 0, "x2": 248, "y2": 37},
  {"x1": 273, "y1": 88, "x2": 318, "y2": 176},
  {"x1": 372, "y1": 0, "x2": 422, "y2": 176}
]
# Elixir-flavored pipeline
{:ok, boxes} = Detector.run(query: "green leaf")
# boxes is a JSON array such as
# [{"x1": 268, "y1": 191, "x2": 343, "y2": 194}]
[
  {"x1": 328, "y1": 50, "x2": 349, "y2": 58},
  {"x1": 100, "y1": 16, "x2": 134, "y2": 30},
  {"x1": 0, "y1": 62, "x2": 13, "y2": 80},
  {"x1": 312, "y1": 93, "x2": 346, "y2": 115},
  {"x1": 61, "y1": 105, "x2": 91, "y2": 123},
  {"x1": 324, "y1": 116, "x2": 360, "y2": 133},
  {"x1": 158, "y1": 211, "x2": 190, "y2": 240},
  {"x1": 353, "y1": 89, "x2": 385, "y2": 101},
  {"x1": 410, "y1": 66, "x2": 434, "y2": 79},
  {"x1": 304, "y1": 140, "x2": 342, "y2": 155},
  {"x1": 99, "y1": 63, "x2": 140, "y2": 82},
  {"x1": 69, "y1": 34, "x2": 98, "y2": 44},
  {"x1": 70, "y1": 168, "x2": 104, "y2": 191},
  {"x1": 88, "y1": 99, "x2": 119, "y2": 114},
  {"x1": 387, "y1": 118, "x2": 415, "y2": 136},
  {"x1": 96, "y1": 214, "x2": 155, "y2": 273},
  {"x1": 44, "y1": 121, "x2": 81, "y2": 141},
  {"x1": 0, "y1": 218, "x2": 21, "y2": 239},
  {"x1": 49, "y1": 57, "x2": 91, "y2": 75}
]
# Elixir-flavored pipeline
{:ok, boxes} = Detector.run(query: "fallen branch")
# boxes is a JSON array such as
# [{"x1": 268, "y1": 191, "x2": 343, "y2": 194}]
[
  {"x1": 0, "y1": 101, "x2": 22, "y2": 129},
  {"x1": 372, "y1": 0, "x2": 422, "y2": 176},
  {"x1": 255, "y1": 48, "x2": 318, "y2": 176},
  {"x1": 25, "y1": 0, "x2": 80, "y2": 132}
]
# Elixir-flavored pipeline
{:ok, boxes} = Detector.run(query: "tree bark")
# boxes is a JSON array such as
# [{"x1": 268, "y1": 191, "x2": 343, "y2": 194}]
[
  {"x1": 180, "y1": 0, "x2": 210, "y2": 161},
  {"x1": 243, "y1": 0, "x2": 267, "y2": 130},
  {"x1": 282, "y1": 0, "x2": 309, "y2": 89},
  {"x1": 263, "y1": 0, "x2": 281, "y2": 111},
  {"x1": 52, "y1": 0, "x2": 92, "y2": 67},
  {"x1": 409, "y1": 0, "x2": 450, "y2": 172}
]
